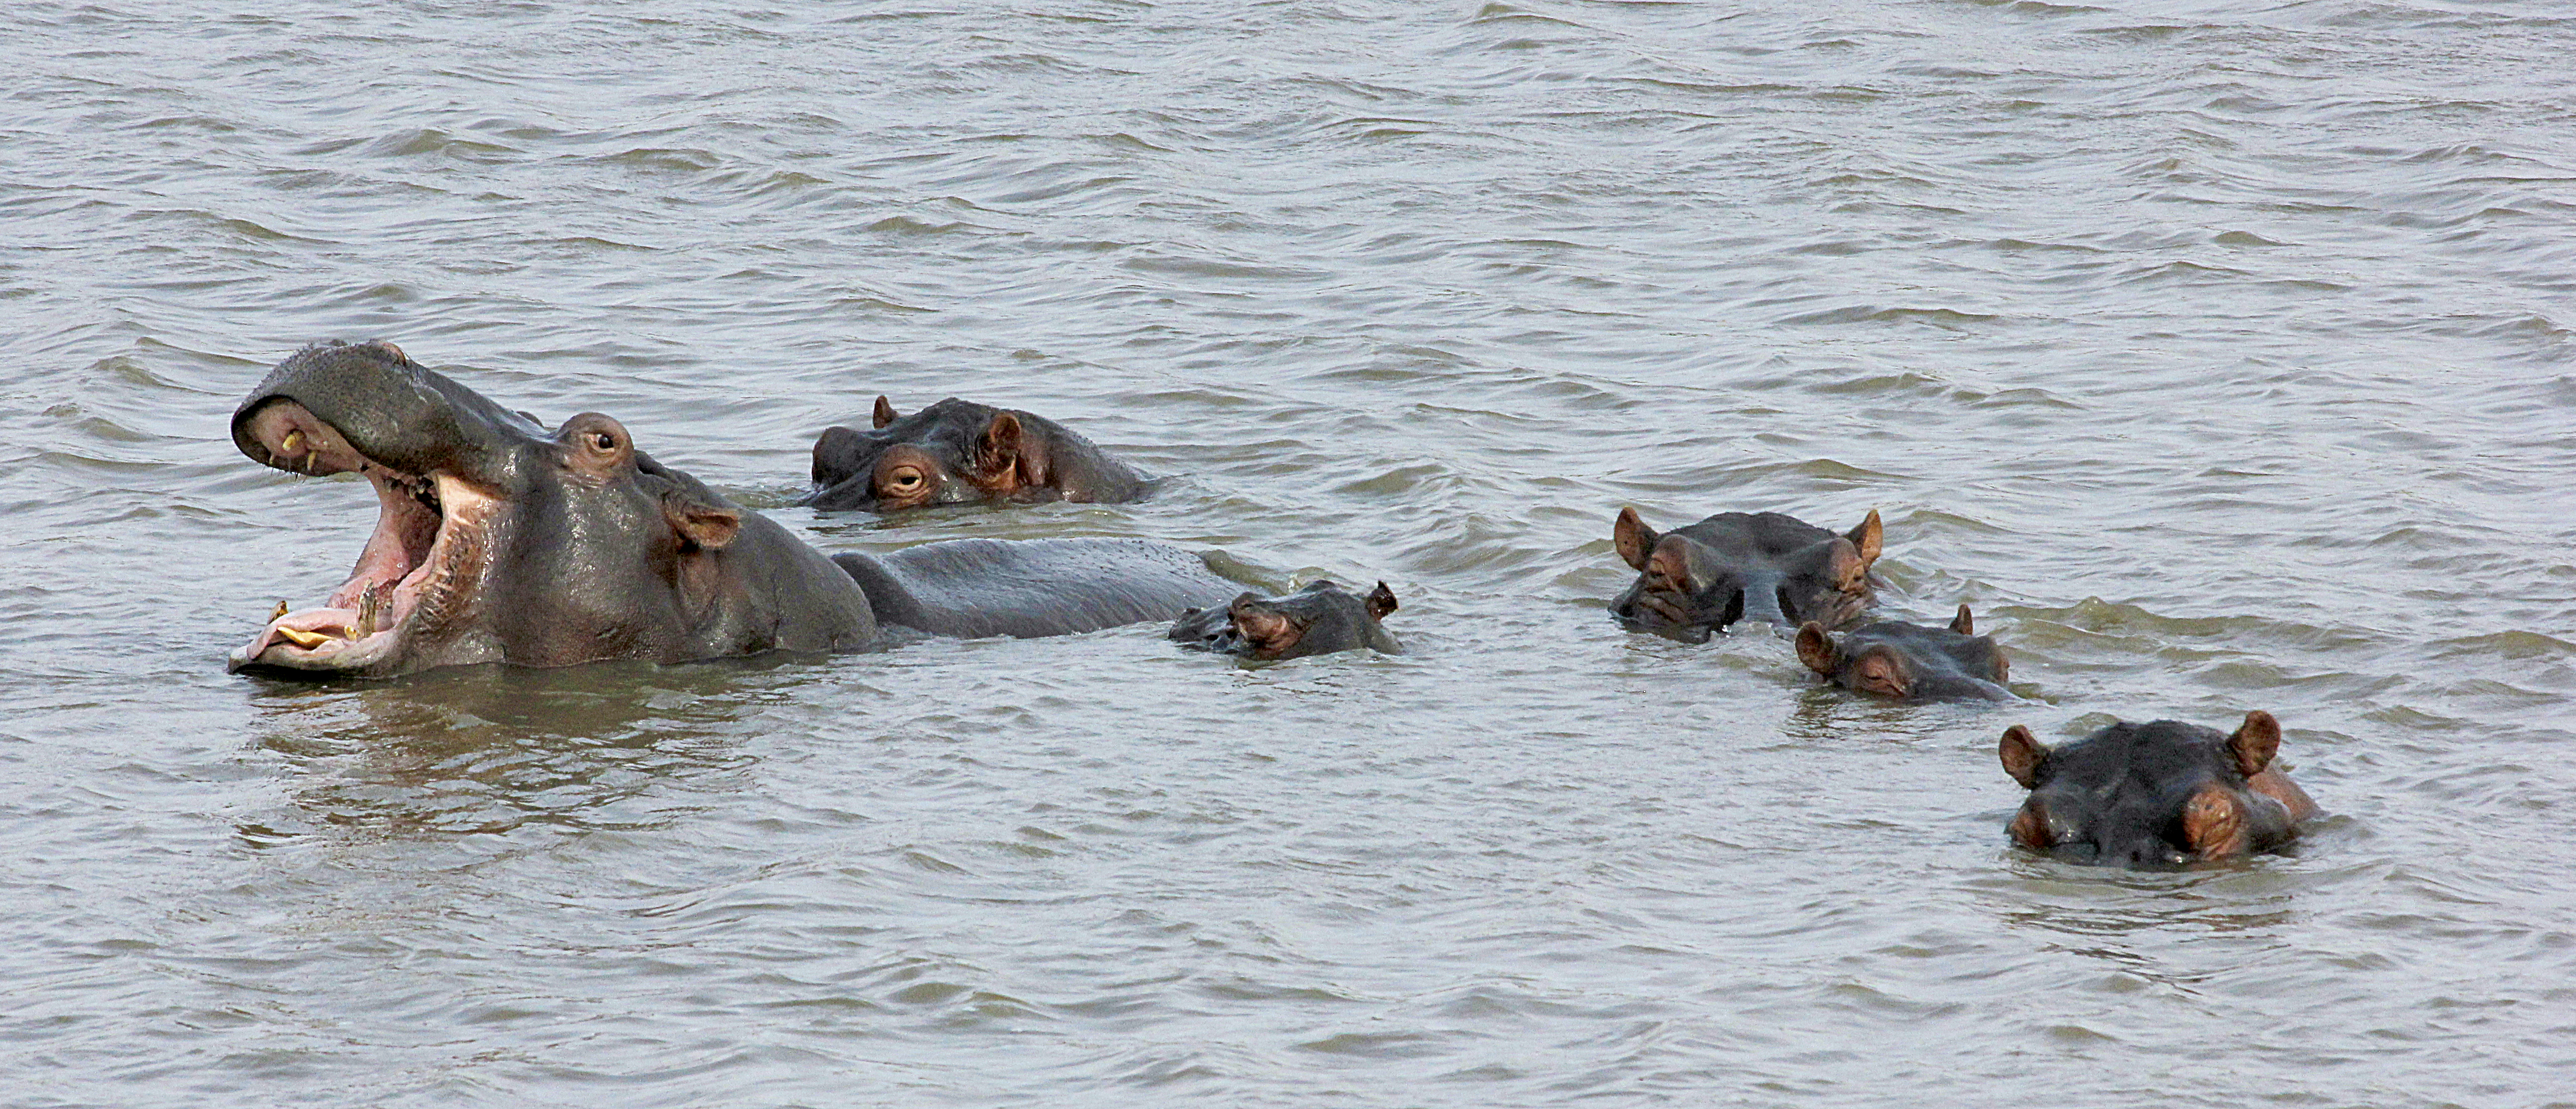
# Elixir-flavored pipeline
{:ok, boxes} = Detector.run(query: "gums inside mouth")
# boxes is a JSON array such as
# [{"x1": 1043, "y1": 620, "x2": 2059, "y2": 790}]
[{"x1": 230, "y1": 400, "x2": 488, "y2": 674}]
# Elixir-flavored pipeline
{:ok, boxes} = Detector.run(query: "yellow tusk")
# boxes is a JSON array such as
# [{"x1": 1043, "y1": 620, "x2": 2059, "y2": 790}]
[
  {"x1": 275, "y1": 626, "x2": 332, "y2": 649},
  {"x1": 355, "y1": 584, "x2": 382, "y2": 637},
  {"x1": 270, "y1": 600, "x2": 288, "y2": 623},
  {"x1": 281, "y1": 429, "x2": 305, "y2": 455}
]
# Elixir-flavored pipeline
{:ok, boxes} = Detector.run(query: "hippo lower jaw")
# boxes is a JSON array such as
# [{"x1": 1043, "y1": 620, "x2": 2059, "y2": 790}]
[{"x1": 228, "y1": 402, "x2": 496, "y2": 678}]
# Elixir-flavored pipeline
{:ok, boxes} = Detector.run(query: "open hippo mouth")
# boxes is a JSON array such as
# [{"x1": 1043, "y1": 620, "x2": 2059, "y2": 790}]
[{"x1": 228, "y1": 398, "x2": 494, "y2": 676}]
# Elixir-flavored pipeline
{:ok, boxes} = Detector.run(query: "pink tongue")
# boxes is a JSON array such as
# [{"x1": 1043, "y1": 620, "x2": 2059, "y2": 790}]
[{"x1": 250, "y1": 607, "x2": 361, "y2": 654}]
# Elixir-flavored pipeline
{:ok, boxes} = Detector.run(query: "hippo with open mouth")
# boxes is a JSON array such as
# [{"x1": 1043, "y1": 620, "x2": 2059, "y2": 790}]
[
  {"x1": 1607, "y1": 506, "x2": 1882, "y2": 643},
  {"x1": 227, "y1": 341, "x2": 1236, "y2": 678},
  {"x1": 229, "y1": 340, "x2": 880, "y2": 677}
]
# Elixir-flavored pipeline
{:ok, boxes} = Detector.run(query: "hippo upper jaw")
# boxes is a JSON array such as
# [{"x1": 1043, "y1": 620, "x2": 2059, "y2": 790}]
[{"x1": 229, "y1": 401, "x2": 501, "y2": 678}]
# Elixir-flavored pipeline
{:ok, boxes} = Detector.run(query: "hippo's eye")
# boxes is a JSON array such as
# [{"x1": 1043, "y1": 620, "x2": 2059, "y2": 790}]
[
  {"x1": 884, "y1": 467, "x2": 925, "y2": 492},
  {"x1": 589, "y1": 431, "x2": 617, "y2": 453}
]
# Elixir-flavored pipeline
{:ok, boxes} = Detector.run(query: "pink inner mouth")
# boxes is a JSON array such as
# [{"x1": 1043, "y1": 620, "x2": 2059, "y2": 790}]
[{"x1": 233, "y1": 401, "x2": 488, "y2": 670}]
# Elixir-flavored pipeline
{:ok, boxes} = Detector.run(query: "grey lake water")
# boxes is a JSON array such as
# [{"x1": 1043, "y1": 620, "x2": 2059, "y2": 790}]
[{"x1": 4, "y1": 0, "x2": 2574, "y2": 1105}]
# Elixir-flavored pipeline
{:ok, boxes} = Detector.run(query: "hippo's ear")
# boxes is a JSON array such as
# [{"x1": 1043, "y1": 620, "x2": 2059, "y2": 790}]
[
  {"x1": 2227, "y1": 710, "x2": 2281, "y2": 777},
  {"x1": 2000, "y1": 724, "x2": 2048, "y2": 789},
  {"x1": 1846, "y1": 509, "x2": 1883, "y2": 565},
  {"x1": 973, "y1": 412, "x2": 1041, "y2": 486},
  {"x1": 663, "y1": 490, "x2": 742, "y2": 551},
  {"x1": 872, "y1": 395, "x2": 899, "y2": 429},
  {"x1": 1366, "y1": 581, "x2": 1398, "y2": 621},
  {"x1": 1949, "y1": 603, "x2": 1974, "y2": 636},
  {"x1": 1794, "y1": 622, "x2": 1839, "y2": 676},
  {"x1": 1613, "y1": 507, "x2": 1659, "y2": 571}
]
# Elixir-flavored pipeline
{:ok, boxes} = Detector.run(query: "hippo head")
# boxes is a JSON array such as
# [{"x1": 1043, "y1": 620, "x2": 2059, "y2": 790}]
[
  {"x1": 229, "y1": 341, "x2": 871, "y2": 677},
  {"x1": 1609, "y1": 508, "x2": 1881, "y2": 643},
  {"x1": 1169, "y1": 580, "x2": 1402, "y2": 661},
  {"x1": 804, "y1": 396, "x2": 1050, "y2": 512},
  {"x1": 1794, "y1": 603, "x2": 2012, "y2": 701},
  {"x1": 2000, "y1": 711, "x2": 2319, "y2": 867}
]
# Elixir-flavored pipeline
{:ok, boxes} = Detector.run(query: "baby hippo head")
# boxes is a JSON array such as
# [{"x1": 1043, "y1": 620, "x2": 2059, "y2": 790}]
[
  {"x1": 1170, "y1": 580, "x2": 1402, "y2": 661},
  {"x1": 2000, "y1": 711, "x2": 2321, "y2": 868},
  {"x1": 1795, "y1": 603, "x2": 2012, "y2": 701}
]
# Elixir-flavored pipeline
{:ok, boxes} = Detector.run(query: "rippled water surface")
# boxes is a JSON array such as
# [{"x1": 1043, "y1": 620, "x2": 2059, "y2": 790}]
[{"x1": 6, "y1": 0, "x2": 2575, "y2": 1105}]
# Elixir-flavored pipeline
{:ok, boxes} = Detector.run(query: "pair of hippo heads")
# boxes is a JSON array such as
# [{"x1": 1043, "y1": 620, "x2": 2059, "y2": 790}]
[
  {"x1": 228, "y1": 342, "x2": 1237, "y2": 678},
  {"x1": 1609, "y1": 507, "x2": 1882, "y2": 642},
  {"x1": 802, "y1": 395, "x2": 1146, "y2": 512},
  {"x1": 1169, "y1": 580, "x2": 1403, "y2": 661},
  {"x1": 1796, "y1": 604, "x2": 2012, "y2": 701},
  {"x1": 803, "y1": 393, "x2": 1407, "y2": 663},
  {"x1": 1999, "y1": 711, "x2": 2321, "y2": 868}
]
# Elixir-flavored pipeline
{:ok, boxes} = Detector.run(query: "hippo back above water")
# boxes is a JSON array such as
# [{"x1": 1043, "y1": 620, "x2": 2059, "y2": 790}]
[
  {"x1": 2000, "y1": 710, "x2": 2322, "y2": 868},
  {"x1": 1608, "y1": 507, "x2": 1882, "y2": 643},
  {"x1": 832, "y1": 538, "x2": 1239, "y2": 639},
  {"x1": 802, "y1": 396, "x2": 1147, "y2": 513},
  {"x1": 1796, "y1": 604, "x2": 2012, "y2": 701}
]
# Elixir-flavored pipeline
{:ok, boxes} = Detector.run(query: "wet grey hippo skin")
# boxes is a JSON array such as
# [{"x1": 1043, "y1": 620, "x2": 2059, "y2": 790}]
[
  {"x1": 2000, "y1": 711, "x2": 2322, "y2": 868},
  {"x1": 1169, "y1": 579, "x2": 1403, "y2": 661},
  {"x1": 229, "y1": 340, "x2": 877, "y2": 678},
  {"x1": 1608, "y1": 507, "x2": 1882, "y2": 643},
  {"x1": 802, "y1": 396, "x2": 1147, "y2": 513},
  {"x1": 831, "y1": 538, "x2": 1239, "y2": 639},
  {"x1": 1796, "y1": 603, "x2": 2012, "y2": 701}
]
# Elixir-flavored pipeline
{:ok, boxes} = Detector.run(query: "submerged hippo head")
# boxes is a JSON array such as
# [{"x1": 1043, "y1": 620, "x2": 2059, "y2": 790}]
[
  {"x1": 229, "y1": 340, "x2": 875, "y2": 677},
  {"x1": 2000, "y1": 711, "x2": 2322, "y2": 868},
  {"x1": 1169, "y1": 580, "x2": 1403, "y2": 661},
  {"x1": 802, "y1": 396, "x2": 1146, "y2": 512},
  {"x1": 1795, "y1": 603, "x2": 2012, "y2": 701},
  {"x1": 1608, "y1": 507, "x2": 1881, "y2": 643}
]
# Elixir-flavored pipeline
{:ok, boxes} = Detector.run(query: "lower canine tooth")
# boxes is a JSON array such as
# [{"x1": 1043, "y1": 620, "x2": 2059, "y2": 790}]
[
  {"x1": 355, "y1": 584, "x2": 383, "y2": 636},
  {"x1": 270, "y1": 600, "x2": 288, "y2": 623}
]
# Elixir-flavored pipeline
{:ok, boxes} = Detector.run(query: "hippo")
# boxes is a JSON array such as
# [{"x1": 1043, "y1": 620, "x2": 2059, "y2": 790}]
[
  {"x1": 1169, "y1": 580, "x2": 1402, "y2": 661},
  {"x1": 802, "y1": 396, "x2": 1147, "y2": 512},
  {"x1": 230, "y1": 341, "x2": 878, "y2": 677},
  {"x1": 1608, "y1": 507, "x2": 1882, "y2": 643},
  {"x1": 834, "y1": 538, "x2": 1236, "y2": 639},
  {"x1": 1999, "y1": 711, "x2": 2322, "y2": 868},
  {"x1": 1795, "y1": 603, "x2": 2012, "y2": 701},
  {"x1": 226, "y1": 342, "x2": 1237, "y2": 678}
]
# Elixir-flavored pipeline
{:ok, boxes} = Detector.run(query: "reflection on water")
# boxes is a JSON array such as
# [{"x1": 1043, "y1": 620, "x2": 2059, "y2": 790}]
[
  {"x1": 4, "y1": 0, "x2": 2575, "y2": 1104},
  {"x1": 239, "y1": 660, "x2": 811, "y2": 841}
]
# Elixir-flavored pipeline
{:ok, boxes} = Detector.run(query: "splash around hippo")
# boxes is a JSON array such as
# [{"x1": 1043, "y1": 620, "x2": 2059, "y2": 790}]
[
  {"x1": 802, "y1": 396, "x2": 1146, "y2": 512},
  {"x1": 2000, "y1": 710, "x2": 2322, "y2": 868}
]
